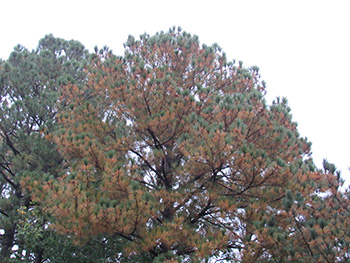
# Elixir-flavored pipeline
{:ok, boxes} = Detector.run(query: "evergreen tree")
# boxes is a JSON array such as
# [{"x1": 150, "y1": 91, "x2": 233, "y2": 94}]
[
  {"x1": 0, "y1": 34, "x2": 89, "y2": 261},
  {"x1": 34, "y1": 28, "x2": 350, "y2": 262}
]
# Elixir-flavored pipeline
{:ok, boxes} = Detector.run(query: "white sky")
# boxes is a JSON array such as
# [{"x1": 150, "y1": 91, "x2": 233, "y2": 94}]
[{"x1": 1, "y1": 0, "x2": 349, "y2": 184}]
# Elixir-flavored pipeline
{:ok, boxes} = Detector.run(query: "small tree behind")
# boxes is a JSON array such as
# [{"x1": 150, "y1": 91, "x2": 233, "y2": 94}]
[{"x1": 0, "y1": 34, "x2": 90, "y2": 261}]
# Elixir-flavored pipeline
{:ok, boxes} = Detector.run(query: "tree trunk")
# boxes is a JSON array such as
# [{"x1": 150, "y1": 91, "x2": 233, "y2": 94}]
[
  {"x1": 1, "y1": 224, "x2": 16, "y2": 261},
  {"x1": 34, "y1": 249, "x2": 44, "y2": 263}
]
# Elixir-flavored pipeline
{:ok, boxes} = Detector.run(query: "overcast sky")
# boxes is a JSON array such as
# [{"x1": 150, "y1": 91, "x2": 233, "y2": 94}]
[{"x1": 1, "y1": 0, "x2": 349, "y2": 184}]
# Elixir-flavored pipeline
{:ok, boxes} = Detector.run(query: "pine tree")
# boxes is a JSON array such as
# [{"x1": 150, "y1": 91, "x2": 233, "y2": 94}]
[
  {"x1": 35, "y1": 28, "x2": 349, "y2": 262},
  {"x1": 0, "y1": 34, "x2": 89, "y2": 261}
]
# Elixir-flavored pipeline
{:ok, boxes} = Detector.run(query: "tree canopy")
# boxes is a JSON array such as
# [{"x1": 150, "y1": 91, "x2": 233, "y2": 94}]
[{"x1": 1, "y1": 28, "x2": 349, "y2": 262}]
